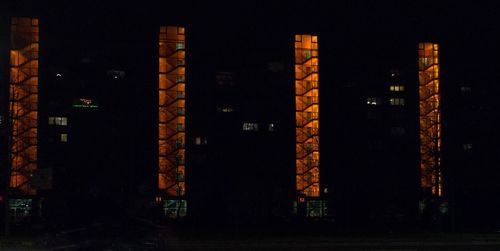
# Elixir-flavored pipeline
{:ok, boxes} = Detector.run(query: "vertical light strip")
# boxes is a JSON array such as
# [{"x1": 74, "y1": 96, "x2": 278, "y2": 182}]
[
  {"x1": 9, "y1": 17, "x2": 39, "y2": 195},
  {"x1": 418, "y1": 42, "x2": 442, "y2": 197},
  {"x1": 158, "y1": 26, "x2": 186, "y2": 202},
  {"x1": 295, "y1": 34, "x2": 320, "y2": 198}
]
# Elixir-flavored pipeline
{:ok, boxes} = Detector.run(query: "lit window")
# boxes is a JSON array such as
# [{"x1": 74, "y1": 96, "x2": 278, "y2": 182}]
[
  {"x1": 422, "y1": 57, "x2": 428, "y2": 66},
  {"x1": 463, "y1": 143, "x2": 472, "y2": 151},
  {"x1": 218, "y1": 106, "x2": 234, "y2": 113},
  {"x1": 60, "y1": 133, "x2": 68, "y2": 142},
  {"x1": 243, "y1": 123, "x2": 259, "y2": 131},
  {"x1": 390, "y1": 98, "x2": 405, "y2": 106},
  {"x1": 367, "y1": 97, "x2": 380, "y2": 105},
  {"x1": 50, "y1": 116, "x2": 68, "y2": 126},
  {"x1": 176, "y1": 42, "x2": 185, "y2": 50},
  {"x1": 176, "y1": 139, "x2": 183, "y2": 148},
  {"x1": 176, "y1": 123, "x2": 184, "y2": 131},
  {"x1": 268, "y1": 123, "x2": 275, "y2": 132},
  {"x1": 177, "y1": 75, "x2": 184, "y2": 83},
  {"x1": 390, "y1": 70, "x2": 399, "y2": 78},
  {"x1": 390, "y1": 85, "x2": 405, "y2": 92},
  {"x1": 106, "y1": 70, "x2": 125, "y2": 79},
  {"x1": 194, "y1": 137, "x2": 208, "y2": 146},
  {"x1": 305, "y1": 51, "x2": 311, "y2": 59}
]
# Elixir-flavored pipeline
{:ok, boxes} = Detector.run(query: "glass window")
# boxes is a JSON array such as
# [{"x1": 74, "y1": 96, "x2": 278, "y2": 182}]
[
  {"x1": 390, "y1": 98, "x2": 405, "y2": 106},
  {"x1": 367, "y1": 97, "x2": 380, "y2": 105},
  {"x1": 177, "y1": 75, "x2": 184, "y2": 83},
  {"x1": 422, "y1": 57, "x2": 428, "y2": 66},
  {"x1": 176, "y1": 139, "x2": 183, "y2": 148},
  {"x1": 390, "y1": 85, "x2": 405, "y2": 92},
  {"x1": 60, "y1": 133, "x2": 68, "y2": 142},
  {"x1": 305, "y1": 50, "x2": 311, "y2": 59},
  {"x1": 176, "y1": 123, "x2": 183, "y2": 131},
  {"x1": 220, "y1": 106, "x2": 234, "y2": 113},
  {"x1": 194, "y1": 137, "x2": 208, "y2": 145},
  {"x1": 243, "y1": 123, "x2": 259, "y2": 131},
  {"x1": 51, "y1": 117, "x2": 68, "y2": 126},
  {"x1": 268, "y1": 123, "x2": 275, "y2": 132}
]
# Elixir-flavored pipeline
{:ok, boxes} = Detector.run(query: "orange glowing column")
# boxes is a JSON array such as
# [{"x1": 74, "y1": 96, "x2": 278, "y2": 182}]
[
  {"x1": 418, "y1": 42, "x2": 442, "y2": 196},
  {"x1": 295, "y1": 34, "x2": 320, "y2": 197},
  {"x1": 9, "y1": 17, "x2": 39, "y2": 195},
  {"x1": 158, "y1": 26, "x2": 186, "y2": 198}
]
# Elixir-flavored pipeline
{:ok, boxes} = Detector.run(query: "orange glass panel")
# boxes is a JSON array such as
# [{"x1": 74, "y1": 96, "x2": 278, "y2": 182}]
[
  {"x1": 418, "y1": 42, "x2": 442, "y2": 197},
  {"x1": 158, "y1": 26, "x2": 186, "y2": 198},
  {"x1": 295, "y1": 34, "x2": 320, "y2": 197},
  {"x1": 9, "y1": 17, "x2": 39, "y2": 195}
]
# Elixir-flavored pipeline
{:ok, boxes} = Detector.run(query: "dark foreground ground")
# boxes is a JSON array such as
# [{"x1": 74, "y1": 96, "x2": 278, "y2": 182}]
[
  {"x1": 4, "y1": 234, "x2": 500, "y2": 251},
  {"x1": 2, "y1": 220, "x2": 500, "y2": 250},
  {"x1": 164, "y1": 234, "x2": 500, "y2": 251}
]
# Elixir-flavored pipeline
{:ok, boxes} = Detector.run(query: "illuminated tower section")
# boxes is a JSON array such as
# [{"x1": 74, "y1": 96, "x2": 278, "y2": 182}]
[
  {"x1": 9, "y1": 17, "x2": 39, "y2": 195},
  {"x1": 158, "y1": 26, "x2": 186, "y2": 217},
  {"x1": 418, "y1": 42, "x2": 442, "y2": 197},
  {"x1": 295, "y1": 34, "x2": 320, "y2": 198}
]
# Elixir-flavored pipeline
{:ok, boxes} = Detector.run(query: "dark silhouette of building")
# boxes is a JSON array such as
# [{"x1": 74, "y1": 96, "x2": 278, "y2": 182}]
[{"x1": 2, "y1": 1, "x2": 500, "y2": 235}]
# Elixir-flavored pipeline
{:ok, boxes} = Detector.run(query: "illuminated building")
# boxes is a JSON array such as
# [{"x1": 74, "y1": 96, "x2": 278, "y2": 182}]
[
  {"x1": 158, "y1": 26, "x2": 187, "y2": 217},
  {"x1": 9, "y1": 17, "x2": 39, "y2": 195},
  {"x1": 294, "y1": 34, "x2": 324, "y2": 217},
  {"x1": 2, "y1": 5, "x2": 480, "y2": 231},
  {"x1": 418, "y1": 42, "x2": 442, "y2": 197}
]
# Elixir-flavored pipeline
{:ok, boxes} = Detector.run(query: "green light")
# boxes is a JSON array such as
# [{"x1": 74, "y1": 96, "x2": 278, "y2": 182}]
[
  {"x1": 73, "y1": 98, "x2": 99, "y2": 108},
  {"x1": 72, "y1": 104, "x2": 99, "y2": 108}
]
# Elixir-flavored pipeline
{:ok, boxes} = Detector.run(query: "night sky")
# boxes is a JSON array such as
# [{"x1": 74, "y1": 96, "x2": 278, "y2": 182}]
[{"x1": 5, "y1": 0, "x2": 500, "y2": 72}]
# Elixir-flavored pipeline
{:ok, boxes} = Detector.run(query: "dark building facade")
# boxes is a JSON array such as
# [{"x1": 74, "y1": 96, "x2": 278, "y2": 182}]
[{"x1": 2, "y1": 1, "x2": 500, "y2": 234}]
